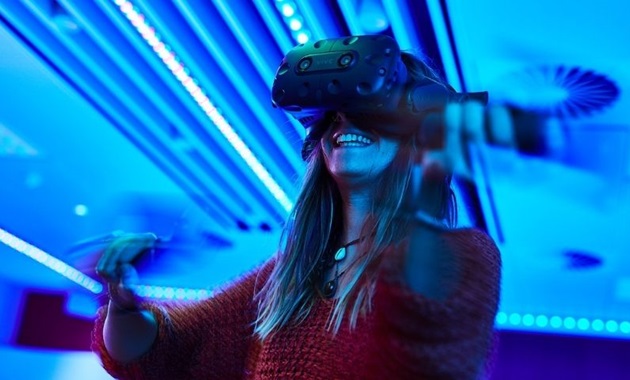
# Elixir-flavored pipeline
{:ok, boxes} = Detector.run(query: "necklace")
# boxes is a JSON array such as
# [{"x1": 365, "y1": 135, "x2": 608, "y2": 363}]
[{"x1": 322, "y1": 236, "x2": 365, "y2": 299}]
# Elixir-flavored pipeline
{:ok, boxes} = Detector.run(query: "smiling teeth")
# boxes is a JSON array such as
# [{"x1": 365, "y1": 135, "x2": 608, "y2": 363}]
[{"x1": 335, "y1": 133, "x2": 373, "y2": 146}]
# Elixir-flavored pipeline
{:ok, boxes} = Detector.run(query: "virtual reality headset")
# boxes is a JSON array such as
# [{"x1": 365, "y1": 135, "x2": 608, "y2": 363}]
[{"x1": 271, "y1": 35, "x2": 488, "y2": 159}]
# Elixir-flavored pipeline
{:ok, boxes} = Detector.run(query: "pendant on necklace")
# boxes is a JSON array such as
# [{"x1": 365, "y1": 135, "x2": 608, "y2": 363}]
[
  {"x1": 334, "y1": 247, "x2": 346, "y2": 261},
  {"x1": 323, "y1": 278, "x2": 337, "y2": 298},
  {"x1": 323, "y1": 246, "x2": 347, "y2": 298}
]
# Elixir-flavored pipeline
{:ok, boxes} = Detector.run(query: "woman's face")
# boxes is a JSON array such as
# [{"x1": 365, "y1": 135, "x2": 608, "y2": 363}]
[{"x1": 320, "y1": 113, "x2": 401, "y2": 185}]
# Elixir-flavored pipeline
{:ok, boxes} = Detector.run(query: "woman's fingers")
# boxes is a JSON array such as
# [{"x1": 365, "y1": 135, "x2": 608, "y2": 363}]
[
  {"x1": 462, "y1": 101, "x2": 486, "y2": 143},
  {"x1": 109, "y1": 263, "x2": 141, "y2": 309},
  {"x1": 486, "y1": 105, "x2": 516, "y2": 147},
  {"x1": 407, "y1": 101, "x2": 519, "y2": 220},
  {"x1": 95, "y1": 232, "x2": 157, "y2": 309},
  {"x1": 95, "y1": 232, "x2": 158, "y2": 285},
  {"x1": 443, "y1": 102, "x2": 470, "y2": 178},
  {"x1": 410, "y1": 101, "x2": 518, "y2": 219},
  {"x1": 95, "y1": 241, "x2": 124, "y2": 283},
  {"x1": 114, "y1": 233, "x2": 157, "y2": 266},
  {"x1": 422, "y1": 101, "x2": 516, "y2": 179}
]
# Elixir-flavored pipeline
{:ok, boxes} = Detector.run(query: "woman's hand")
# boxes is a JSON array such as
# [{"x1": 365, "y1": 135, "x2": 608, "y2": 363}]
[
  {"x1": 403, "y1": 102, "x2": 514, "y2": 296},
  {"x1": 95, "y1": 232, "x2": 159, "y2": 311},
  {"x1": 423, "y1": 101, "x2": 516, "y2": 179},
  {"x1": 406, "y1": 102, "x2": 517, "y2": 221}
]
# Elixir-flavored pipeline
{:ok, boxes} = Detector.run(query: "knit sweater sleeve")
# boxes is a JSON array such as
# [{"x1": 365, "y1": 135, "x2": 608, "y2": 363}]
[
  {"x1": 91, "y1": 258, "x2": 275, "y2": 380},
  {"x1": 372, "y1": 228, "x2": 501, "y2": 380}
]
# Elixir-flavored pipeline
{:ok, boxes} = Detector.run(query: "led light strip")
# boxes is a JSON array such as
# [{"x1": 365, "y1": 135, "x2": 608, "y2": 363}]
[
  {"x1": 496, "y1": 312, "x2": 630, "y2": 335},
  {"x1": 292, "y1": 1, "x2": 327, "y2": 40},
  {"x1": 0, "y1": 228, "x2": 103, "y2": 294},
  {"x1": 113, "y1": 0, "x2": 293, "y2": 212},
  {"x1": 273, "y1": 0, "x2": 313, "y2": 44},
  {"x1": 133, "y1": 284, "x2": 212, "y2": 301}
]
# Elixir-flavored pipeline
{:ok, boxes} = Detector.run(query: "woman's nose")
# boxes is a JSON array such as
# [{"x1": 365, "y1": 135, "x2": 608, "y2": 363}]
[{"x1": 332, "y1": 112, "x2": 348, "y2": 126}]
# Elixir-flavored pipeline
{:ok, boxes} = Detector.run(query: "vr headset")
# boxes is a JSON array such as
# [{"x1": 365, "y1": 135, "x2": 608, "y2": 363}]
[{"x1": 271, "y1": 35, "x2": 488, "y2": 160}]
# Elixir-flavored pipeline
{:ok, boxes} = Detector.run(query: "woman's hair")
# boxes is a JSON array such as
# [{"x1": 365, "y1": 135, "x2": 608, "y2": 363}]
[{"x1": 254, "y1": 52, "x2": 457, "y2": 339}]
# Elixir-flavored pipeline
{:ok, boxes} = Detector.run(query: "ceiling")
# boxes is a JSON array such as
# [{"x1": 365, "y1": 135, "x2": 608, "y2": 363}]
[{"x1": 0, "y1": 0, "x2": 628, "y2": 339}]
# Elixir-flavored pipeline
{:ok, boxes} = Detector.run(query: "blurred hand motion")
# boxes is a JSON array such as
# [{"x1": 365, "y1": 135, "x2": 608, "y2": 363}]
[
  {"x1": 424, "y1": 101, "x2": 515, "y2": 178},
  {"x1": 406, "y1": 101, "x2": 516, "y2": 220}
]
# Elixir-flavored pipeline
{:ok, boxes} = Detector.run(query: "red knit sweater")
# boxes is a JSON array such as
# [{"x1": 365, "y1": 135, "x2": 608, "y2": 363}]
[{"x1": 92, "y1": 228, "x2": 501, "y2": 379}]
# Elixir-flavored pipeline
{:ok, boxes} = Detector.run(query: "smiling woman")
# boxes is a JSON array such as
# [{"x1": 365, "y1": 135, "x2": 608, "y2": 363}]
[
  {"x1": 92, "y1": 36, "x2": 504, "y2": 380},
  {"x1": 321, "y1": 113, "x2": 401, "y2": 182}
]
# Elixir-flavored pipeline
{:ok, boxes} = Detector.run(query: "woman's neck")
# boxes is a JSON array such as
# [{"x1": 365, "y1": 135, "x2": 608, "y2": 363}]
[{"x1": 339, "y1": 188, "x2": 372, "y2": 244}]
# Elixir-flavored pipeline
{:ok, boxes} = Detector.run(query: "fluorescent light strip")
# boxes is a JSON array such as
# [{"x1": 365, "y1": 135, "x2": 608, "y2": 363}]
[
  {"x1": 496, "y1": 312, "x2": 630, "y2": 336},
  {"x1": 0, "y1": 228, "x2": 103, "y2": 294},
  {"x1": 336, "y1": 0, "x2": 365, "y2": 35},
  {"x1": 113, "y1": 0, "x2": 293, "y2": 212},
  {"x1": 382, "y1": 0, "x2": 420, "y2": 51},
  {"x1": 208, "y1": 0, "x2": 276, "y2": 84},
  {"x1": 208, "y1": 0, "x2": 305, "y2": 146},
  {"x1": 451, "y1": 181, "x2": 473, "y2": 227},
  {"x1": 0, "y1": 124, "x2": 39, "y2": 156},
  {"x1": 252, "y1": 0, "x2": 294, "y2": 53},
  {"x1": 425, "y1": 0, "x2": 462, "y2": 92},
  {"x1": 133, "y1": 284, "x2": 212, "y2": 301}
]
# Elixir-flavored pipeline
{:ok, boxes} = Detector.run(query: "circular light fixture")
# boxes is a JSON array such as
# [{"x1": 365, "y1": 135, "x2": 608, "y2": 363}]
[{"x1": 498, "y1": 65, "x2": 619, "y2": 118}]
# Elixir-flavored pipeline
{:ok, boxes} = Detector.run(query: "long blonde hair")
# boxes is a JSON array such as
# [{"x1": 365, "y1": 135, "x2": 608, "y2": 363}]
[{"x1": 254, "y1": 53, "x2": 457, "y2": 339}]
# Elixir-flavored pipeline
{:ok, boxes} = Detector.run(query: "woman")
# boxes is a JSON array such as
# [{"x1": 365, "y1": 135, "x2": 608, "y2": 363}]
[{"x1": 93, "y1": 52, "x2": 507, "y2": 379}]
